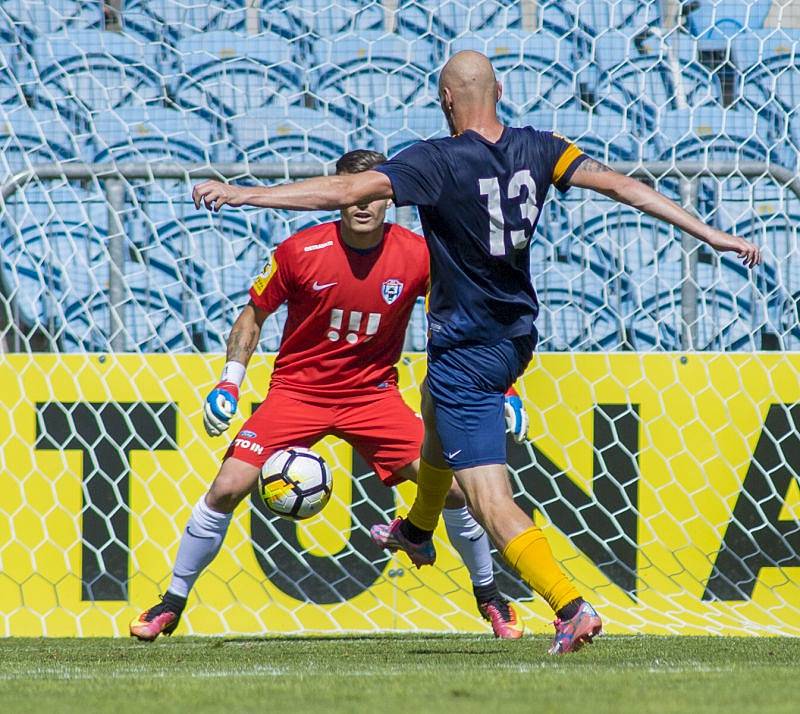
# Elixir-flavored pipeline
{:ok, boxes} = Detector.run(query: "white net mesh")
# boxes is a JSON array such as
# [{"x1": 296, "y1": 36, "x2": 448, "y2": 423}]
[{"x1": 0, "y1": 0, "x2": 799, "y2": 636}]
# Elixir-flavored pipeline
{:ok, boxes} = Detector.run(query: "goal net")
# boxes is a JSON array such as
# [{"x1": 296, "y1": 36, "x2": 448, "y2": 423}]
[{"x1": 0, "y1": 0, "x2": 799, "y2": 637}]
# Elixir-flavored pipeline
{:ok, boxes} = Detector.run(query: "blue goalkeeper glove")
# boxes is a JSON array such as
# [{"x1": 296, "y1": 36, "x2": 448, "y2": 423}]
[
  {"x1": 504, "y1": 386, "x2": 528, "y2": 444},
  {"x1": 203, "y1": 381, "x2": 239, "y2": 437}
]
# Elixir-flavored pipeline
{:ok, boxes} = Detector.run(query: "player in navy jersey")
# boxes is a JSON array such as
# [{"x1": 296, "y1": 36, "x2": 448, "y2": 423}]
[{"x1": 192, "y1": 51, "x2": 761, "y2": 653}]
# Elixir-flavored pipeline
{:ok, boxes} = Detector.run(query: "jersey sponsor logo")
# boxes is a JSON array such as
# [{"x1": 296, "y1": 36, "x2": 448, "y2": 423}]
[
  {"x1": 381, "y1": 279, "x2": 404, "y2": 305},
  {"x1": 303, "y1": 240, "x2": 334, "y2": 252},
  {"x1": 240, "y1": 429, "x2": 257, "y2": 439},
  {"x1": 234, "y1": 438, "x2": 264, "y2": 455},
  {"x1": 312, "y1": 280, "x2": 337, "y2": 291}
]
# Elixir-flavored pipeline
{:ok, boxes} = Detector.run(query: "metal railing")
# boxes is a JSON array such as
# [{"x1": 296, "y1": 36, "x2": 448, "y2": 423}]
[{"x1": 1, "y1": 160, "x2": 798, "y2": 351}]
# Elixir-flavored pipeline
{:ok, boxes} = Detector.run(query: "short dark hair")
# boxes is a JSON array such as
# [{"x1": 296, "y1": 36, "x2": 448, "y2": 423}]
[{"x1": 335, "y1": 149, "x2": 387, "y2": 175}]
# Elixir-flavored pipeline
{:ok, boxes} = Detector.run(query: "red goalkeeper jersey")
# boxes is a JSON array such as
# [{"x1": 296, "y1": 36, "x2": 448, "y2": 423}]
[{"x1": 249, "y1": 221, "x2": 429, "y2": 401}]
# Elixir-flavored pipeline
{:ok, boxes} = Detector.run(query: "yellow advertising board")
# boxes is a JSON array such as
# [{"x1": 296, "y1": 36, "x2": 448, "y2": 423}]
[{"x1": 0, "y1": 352, "x2": 798, "y2": 636}]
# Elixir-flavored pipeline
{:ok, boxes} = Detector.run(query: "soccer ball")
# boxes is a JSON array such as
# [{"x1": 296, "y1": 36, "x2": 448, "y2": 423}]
[{"x1": 259, "y1": 447, "x2": 332, "y2": 520}]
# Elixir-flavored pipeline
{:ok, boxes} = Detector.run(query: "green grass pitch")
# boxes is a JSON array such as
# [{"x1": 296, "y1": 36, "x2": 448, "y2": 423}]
[{"x1": 2, "y1": 635, "x2": 798, "y2": 714}]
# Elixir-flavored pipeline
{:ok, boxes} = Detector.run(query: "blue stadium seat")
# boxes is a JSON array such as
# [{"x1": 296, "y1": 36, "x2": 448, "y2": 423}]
[
  {"x1": 201, "y1": 286, "x2": 287, "y2": 352},
  {"x1": 731, "y1": 30, "x2": 800, "y2": 154},
  {"x1": 370, "y1": 107, "x2": 448, "y2": 155},
  {"x1": 0, "y1": 42, "x2": 30, "y2": 104},
  {"x1": 90, "y1": 107, "x2": 216, "y2": 164},
  {"x1": 537, "y1": 0, "x2": 661, "y2": 35},
  {"x1": 0, "y1": 107, "x2": 80, "y2": 177},
  {"x1": 395, "y1": 0, "x2": 524, "y2": 41},
  {"x1": 173, "y1": 31, "x2": 301, "y2": 123},
  {"x1": 732, "y1": 214, "x2": 800, "y2": 348},
  {"x1": 60, "y1": 270, "x2": 197, "y2": 352},
  {"x1": 531, "y1": 241, "x2": 627, "y2": 351},
  {"x1": 655, "y1": 107, "x2": 772, "y2": 163},
  {"x1": 0, "y1": 192, "x2": 108, "y2": 335},
  {"x1": 140, "y1": 200, "x2": 271, "y2": 299},
  {"x1": 229, "y1": 106, "x2": 351, "y2": 167},
  {"x1": 450, "y1": 32, "x2": 580, "y2": 119},
  {"x1": 32, "y1": 31, "x2": 166, "y2": 128},
  {"x1": 594, "y1": 30, "x2": 724, "y2": 133},
  {"x1": 124, "y1": 0, "x2": 248, "y2": 43},
  {"x1": 685, "y1": 0, "x2": 774, "y2": 47},
  {"x1": 311, "y1": 33, "x2": 433, "y2": 124},
  {"x1": 521, "y1": 108, "x2": 643, "y2": 162},
  {"x1": 260, "y1": 0, "x2": 386, "y2": 41},
  {"x1": 0, "y1": 0, "x2": 103, "y2": 46}
]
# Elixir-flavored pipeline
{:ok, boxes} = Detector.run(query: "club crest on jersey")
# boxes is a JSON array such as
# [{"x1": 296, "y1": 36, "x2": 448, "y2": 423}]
[{"x1": 381, "y1": 279, "x2": 404, "y2": 305}]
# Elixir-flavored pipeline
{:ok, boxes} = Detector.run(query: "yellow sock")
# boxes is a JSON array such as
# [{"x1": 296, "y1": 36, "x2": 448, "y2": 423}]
[
  {"x1": 407, "y1": 459, "x2": 453, "y2": 531},
  {"x1": 502, "y1": 526, "x2": 581, "y2": 615}
]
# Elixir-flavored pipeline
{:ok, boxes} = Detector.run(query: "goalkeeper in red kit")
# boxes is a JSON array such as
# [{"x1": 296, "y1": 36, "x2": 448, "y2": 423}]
[{"x1": 130, "y1": 150, "x2": 530, "y2": 641}]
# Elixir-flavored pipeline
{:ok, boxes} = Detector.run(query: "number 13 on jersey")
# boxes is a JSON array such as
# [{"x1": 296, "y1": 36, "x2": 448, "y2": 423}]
[{"x1": 479, "y1": 170, "x2": 540, "y2": 257}]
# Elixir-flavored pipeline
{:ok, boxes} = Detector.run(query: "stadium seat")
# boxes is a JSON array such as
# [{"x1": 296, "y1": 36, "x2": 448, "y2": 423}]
[
  {"x1": 173, "y1": 31, "x2": 302, "y2": 123},
  {"x1": 521, "y1": 107, "x2": 643, "y2": 162},
  {"x1": 201, "y1": 286, "x2": 287, "y2": 352},
  {"x1": 449, "y1": 32, "x2": 580, "y2": 119},
  {"x1": 0, "y1": 0, "x2": 104, "y2": 46},
  {"x1": 0, "y1": 191, "x2": 108, "y2": 336},
  {"x1": 123, "y1": 0, "x2": 248, "y2": 43},
  {"x1": 60, "y1": 270, "x2": 198, "y2": 353},
  {"x1": 733, "y1": 213, "x2": 800, "y2": 348},
  {"x1": 32, "y1": 30, "x2": 167, "y2": 128},
  {"x1": 370, "y1": 107, "x2": 448, "y2": 155},
  {"x1": 260, "y1": 0, "x2": 386, "y2": 41},
  {"x1": 0, "y1": 106, "x2": 80, "y2": 178},
  {"x1": 0, "y1": 41, "x2": 31, "y2": 105},
  {"x1": 90, "y1": 106, "x2": 216, "y2": 164},
  {"x1": 310, "y1": 32, "x2": 434, "y2": 124},
  {"x1": 394, "y1": 0, "x2": 525, "y2": 41},
  {"x1": 684, "y1": 0, "x2": 774, "y2": 47},
  {"x1": 531, "y1": 241, "x2": 628, "y2": 351},
  {"x1": 229, "y1": 106, "x2": 352, "y2": 167},
  {"x1": 731, "y1": 30, "x2": 800, "y2": 156},
  {"x1": 655, "y1": 106, "x2": 772, "y2": 163},
  {"x1": 140, "y1": 200, "x2": 271, "y2": 302},
  {"x1": 594, "y1": 30, "x2": 724, "y2": 133}
]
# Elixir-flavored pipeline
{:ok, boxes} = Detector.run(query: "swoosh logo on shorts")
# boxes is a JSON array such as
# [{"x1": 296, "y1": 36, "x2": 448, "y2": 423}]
[
  {"x1": 445, "y1": 449, "x2": 462, "y2": 460},
  {"x1": 313, "y1": 281, "x2": 337, "y2": 291}
]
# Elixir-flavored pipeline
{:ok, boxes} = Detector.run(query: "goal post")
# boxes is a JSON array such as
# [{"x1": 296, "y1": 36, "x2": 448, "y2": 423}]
[{"x1": 0, "y1": 160, "x2": 799, "y2": 636}]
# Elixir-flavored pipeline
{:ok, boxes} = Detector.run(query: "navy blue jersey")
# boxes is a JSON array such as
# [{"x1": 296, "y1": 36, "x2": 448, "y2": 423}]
[{"x1": 375, "y1": 126, "x2": 586, "y2": 347}]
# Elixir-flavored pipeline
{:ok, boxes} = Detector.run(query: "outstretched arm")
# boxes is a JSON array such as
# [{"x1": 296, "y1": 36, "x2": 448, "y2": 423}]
[
  {"x1": 568, "y1": 158, "x2": 762, "y2": 268},
  {"x1": 192, "y1": 170, "x2": 394, "y2": 212}
]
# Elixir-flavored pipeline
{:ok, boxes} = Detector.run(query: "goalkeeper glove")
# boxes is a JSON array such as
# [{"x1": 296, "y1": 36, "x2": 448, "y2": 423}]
[
  {"x1": 504, "y1": 386, "x2": 528, "y2": 443},
  {"x1": 203, "y1": 361, "x2": 246, "y2": 437},
  {"x1": 203, "y1": 381, "x2": 239, "y2": 437}
]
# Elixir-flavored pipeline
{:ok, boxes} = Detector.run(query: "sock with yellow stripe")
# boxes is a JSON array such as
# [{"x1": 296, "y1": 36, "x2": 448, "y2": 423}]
[
  {"x1": 403, "y1": 459, "x2": 453, "y2": 540},
  {"x1": 502, "y1": 525, "x2": 582, "y2": 615}
]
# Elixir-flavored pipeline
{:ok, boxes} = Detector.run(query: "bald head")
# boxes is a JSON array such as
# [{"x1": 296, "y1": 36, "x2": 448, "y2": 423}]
[{"x1": 439, "y1": 50, "x2": 499, "y2": 107}]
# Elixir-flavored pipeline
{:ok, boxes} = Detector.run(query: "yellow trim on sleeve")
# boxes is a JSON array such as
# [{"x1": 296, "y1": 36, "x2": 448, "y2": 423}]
[
  {"x1": 251, "y1": 254, "x2": 279, "y2": 296},
  {"x1": 552, "y1": 143, "x2": 584, "y2": 184}
]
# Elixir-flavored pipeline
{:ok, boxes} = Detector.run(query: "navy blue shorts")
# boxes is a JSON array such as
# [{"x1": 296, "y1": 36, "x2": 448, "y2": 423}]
[{"x1": 426, "y1": 332, "x2": 536, "y2": 470}]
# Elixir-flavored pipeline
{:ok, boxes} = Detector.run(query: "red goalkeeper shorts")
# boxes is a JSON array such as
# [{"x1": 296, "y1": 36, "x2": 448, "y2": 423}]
[{"x1": 224, "y1": 386, "x2": 423, "y2": 486}]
